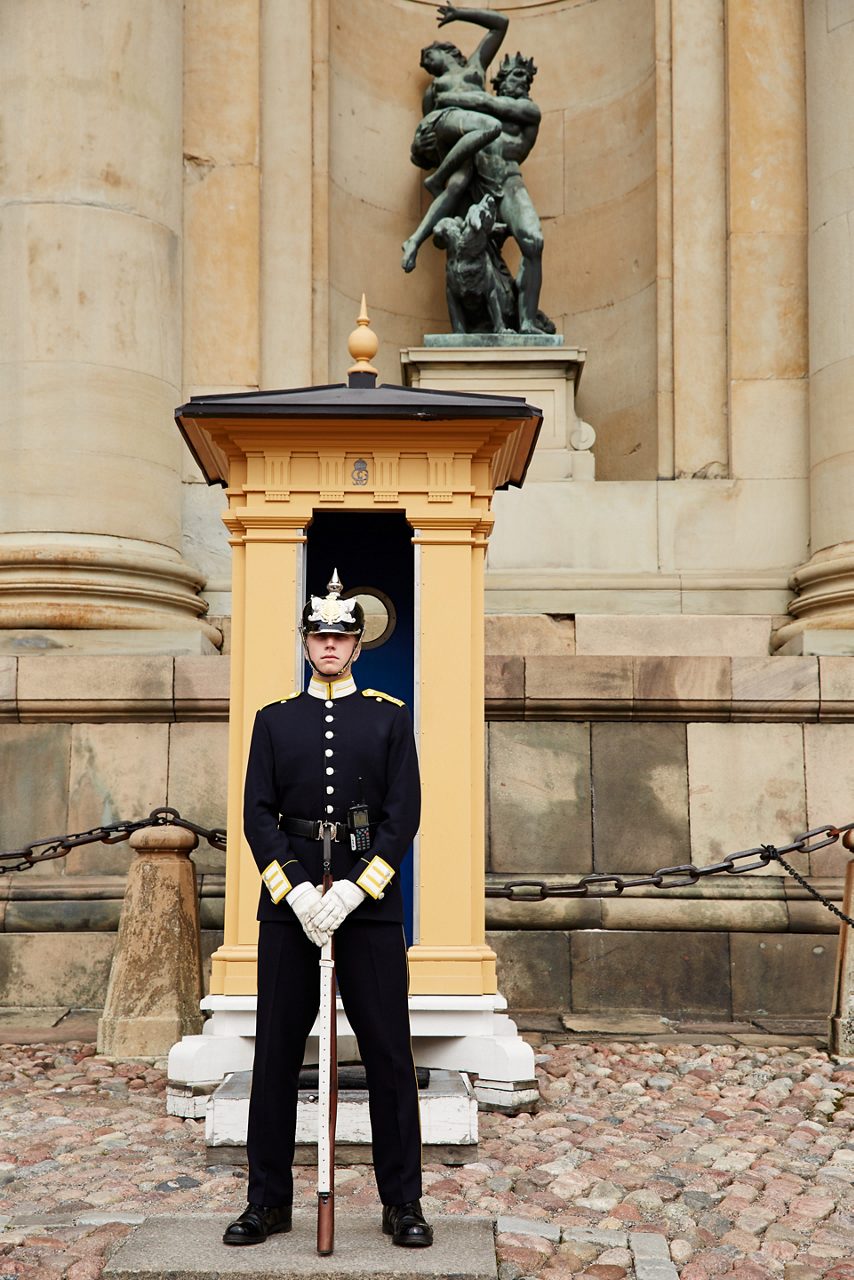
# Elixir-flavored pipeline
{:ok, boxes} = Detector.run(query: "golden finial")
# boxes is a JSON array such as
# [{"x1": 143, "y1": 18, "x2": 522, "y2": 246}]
[{"x1": 347, "y1": 294, "x2": 379, "y2": 377}]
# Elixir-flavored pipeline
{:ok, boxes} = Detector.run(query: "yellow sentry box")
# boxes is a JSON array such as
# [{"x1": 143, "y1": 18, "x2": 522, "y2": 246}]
[{"x1": 175, "y1": 302, "x2": 542, "y2": 999}]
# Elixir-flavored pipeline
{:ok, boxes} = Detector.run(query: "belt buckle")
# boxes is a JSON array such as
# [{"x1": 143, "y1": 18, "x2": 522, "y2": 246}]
[{"x1": 317, "y1": 820, "x2": 338, "y2": 842}]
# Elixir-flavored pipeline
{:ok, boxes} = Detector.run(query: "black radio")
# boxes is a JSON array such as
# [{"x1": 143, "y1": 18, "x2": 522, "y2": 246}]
[{"x1": 347, "y1": 803, "x2": 372, "y2": 853}]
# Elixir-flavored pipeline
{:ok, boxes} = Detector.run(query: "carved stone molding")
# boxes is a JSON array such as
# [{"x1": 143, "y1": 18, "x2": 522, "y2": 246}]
[
  {"x1": 775, "y1": 546, "x2": 854, "y2": 650},
  {"x1": 0, "y1": 535, "x2": 215, "y2": 642}
]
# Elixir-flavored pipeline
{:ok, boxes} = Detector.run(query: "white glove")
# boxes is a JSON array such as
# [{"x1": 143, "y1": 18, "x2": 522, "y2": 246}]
[
  {"x1": 312, "y1": 880, "x2": 366, "y2": 935},
  {"x1": 286, "y1": 883, "x2": 326, "y2": 946}
]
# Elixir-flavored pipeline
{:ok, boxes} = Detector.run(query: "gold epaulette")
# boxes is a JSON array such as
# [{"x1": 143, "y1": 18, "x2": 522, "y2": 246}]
[
  {"x1": 362, "y1": 688, "x2": 404, "y2": 707},
  {"x1": 279, "y1": 691, "x2": 301, "y2": 702}
]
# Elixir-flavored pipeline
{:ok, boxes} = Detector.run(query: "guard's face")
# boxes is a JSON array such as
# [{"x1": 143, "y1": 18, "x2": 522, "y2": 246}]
[{"x1": 306, "y1": 631, "x2": 360, "y2": 674}]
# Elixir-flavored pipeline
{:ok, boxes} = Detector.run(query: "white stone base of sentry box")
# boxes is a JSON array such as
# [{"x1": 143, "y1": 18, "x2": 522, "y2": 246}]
[{"x1": 167, "y1": 992, "x2": 537, "y2": 1119}]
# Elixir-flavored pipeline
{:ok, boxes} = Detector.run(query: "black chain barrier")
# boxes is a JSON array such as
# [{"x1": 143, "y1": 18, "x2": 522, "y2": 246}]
[
  {"x1": 0, "y1": 807, "x2": 226, "y2": 876},
  {"x1": 485, "y1": 822, "x2": 854, "y2": 930},
  {"x1": 1, "y1": 813, "x2": 852, "y2": 928}
]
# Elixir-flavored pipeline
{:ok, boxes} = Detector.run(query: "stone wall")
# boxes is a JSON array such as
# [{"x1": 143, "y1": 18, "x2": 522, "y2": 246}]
[
  {"x1": 1, "y1": 639, "x2": 850, "y2": 1021},
  {"x1": 0, "y1": 656, "x2": 228, "y2": 1008},
  {"x1": 483, "y1": 642, "x2": 851, "y2": 1019}
]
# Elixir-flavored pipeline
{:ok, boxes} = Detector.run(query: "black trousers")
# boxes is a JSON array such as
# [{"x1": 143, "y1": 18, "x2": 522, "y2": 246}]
[{"x1": 247, "y1": 920, "x2": 423, "y2": 1208}]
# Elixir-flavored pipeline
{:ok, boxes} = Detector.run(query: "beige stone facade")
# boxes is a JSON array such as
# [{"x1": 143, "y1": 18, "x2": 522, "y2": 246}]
[{"x1": 2, "y1": 0, "x2": 854, "y2": 1021}]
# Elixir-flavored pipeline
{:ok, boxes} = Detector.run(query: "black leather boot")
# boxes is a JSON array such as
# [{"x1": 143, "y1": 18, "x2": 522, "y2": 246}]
[
  {"x1": 381, "y1": 1199, "x2": 433, "y2": 1247},
  {"x1": 222, "y1": 1202, "x2": 293, "y2": 1245}
]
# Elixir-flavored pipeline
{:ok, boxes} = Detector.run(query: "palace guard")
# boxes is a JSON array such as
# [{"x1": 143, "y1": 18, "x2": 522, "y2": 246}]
[{"x1": 223, "y1": 572, "x2": 433, "y2": 1248}]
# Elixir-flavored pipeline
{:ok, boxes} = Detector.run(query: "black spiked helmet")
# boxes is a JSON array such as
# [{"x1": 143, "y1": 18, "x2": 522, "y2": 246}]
[{"x1": 300, "y1": 569, "x2": 365, "y2": 639}]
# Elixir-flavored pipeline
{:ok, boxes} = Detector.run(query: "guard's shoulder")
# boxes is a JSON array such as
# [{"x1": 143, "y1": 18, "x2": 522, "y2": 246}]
[
  {"x1": 261, "y1": 690, "x2": 302, "y2": 710},
  {"x1": 361, "y1": 688, "x2": 405, "y2": 708}
]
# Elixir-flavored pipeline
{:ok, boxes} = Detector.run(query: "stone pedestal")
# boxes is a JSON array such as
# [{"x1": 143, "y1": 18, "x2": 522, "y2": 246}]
[
  {"x1": 400, "y1": 340, "x2": 595, "y2": 481},
  {"x1": 97, "y1": 825, "x2": 204, "y2": 1059}
]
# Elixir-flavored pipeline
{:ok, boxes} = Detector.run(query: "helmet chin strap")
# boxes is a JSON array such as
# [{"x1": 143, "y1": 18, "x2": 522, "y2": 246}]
[{"x1": 301, "y1": 634, "x2": 362, "y2": 681}]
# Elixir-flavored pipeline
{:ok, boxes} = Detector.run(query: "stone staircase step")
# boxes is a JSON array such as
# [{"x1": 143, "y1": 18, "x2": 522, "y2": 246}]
[
  {"x1": 205, "y1": 1069, "x2": 478, "y2": 1162},
  {"x1": 104, "y1": 1212, "x2": 497, "y2": 1280}
]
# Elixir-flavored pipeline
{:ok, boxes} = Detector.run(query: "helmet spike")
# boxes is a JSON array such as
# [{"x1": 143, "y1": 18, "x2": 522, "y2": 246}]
[{"x1": 327, "y1": 568, "x2": 344, "y2": 597}]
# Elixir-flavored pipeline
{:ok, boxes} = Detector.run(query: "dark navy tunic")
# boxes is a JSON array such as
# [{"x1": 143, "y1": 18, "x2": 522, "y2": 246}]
[{"x1": 244, "y1": 687, "x2": 421, "y2": 924}]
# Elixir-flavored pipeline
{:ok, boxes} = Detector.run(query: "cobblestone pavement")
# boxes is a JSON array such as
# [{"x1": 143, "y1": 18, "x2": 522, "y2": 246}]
[{"x1": 0, "y1": 1037, "x2": 852, "y2": 1280}]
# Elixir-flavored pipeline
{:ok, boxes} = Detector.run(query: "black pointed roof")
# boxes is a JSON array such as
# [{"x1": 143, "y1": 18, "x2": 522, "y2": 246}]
[
  {"x1": 175, "y1": 375, "x2": 542, "y2": 489},
  {"x1": 177, "y1": 379, "x2": 540, "y2": 420}
]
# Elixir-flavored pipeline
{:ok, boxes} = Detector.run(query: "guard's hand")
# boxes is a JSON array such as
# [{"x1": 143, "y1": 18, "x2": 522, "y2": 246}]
[
  {"x1": 286, "y1": 883, "x2": 327, "y2": 946},
  {"x1": 313, "y1": 881, "x2": 366, "y2": 935}
]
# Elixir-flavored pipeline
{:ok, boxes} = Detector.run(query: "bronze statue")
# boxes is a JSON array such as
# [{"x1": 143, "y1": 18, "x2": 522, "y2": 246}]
[
  {"x1": 434, "y1": 194, "x2": 515, "y2": 334},
  {"x1": 403, "y1": 4, "x2": 552, "y2": 336}
]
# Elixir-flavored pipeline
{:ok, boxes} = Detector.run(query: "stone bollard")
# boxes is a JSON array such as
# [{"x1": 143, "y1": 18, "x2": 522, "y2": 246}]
[
  {"x1": 97, "y1": 824, "x2": 204, "y2": 1058},
  {"x1": 829, "y1": 844, "x2": 854, "y2": 1057}
]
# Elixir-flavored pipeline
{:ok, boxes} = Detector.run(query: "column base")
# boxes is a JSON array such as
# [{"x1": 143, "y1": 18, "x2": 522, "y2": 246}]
[
  {"x1": 775, "y1": 544, "x2": 854, "y2": 649},
  {"x1": 0, "y1": 532, "x2": 217, "y2": 643}
]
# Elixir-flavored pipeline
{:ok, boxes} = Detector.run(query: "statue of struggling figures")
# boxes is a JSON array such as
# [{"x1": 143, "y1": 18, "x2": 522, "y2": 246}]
[{"x1": 403, "y1": 4, "x2": 551, "y2": 335}]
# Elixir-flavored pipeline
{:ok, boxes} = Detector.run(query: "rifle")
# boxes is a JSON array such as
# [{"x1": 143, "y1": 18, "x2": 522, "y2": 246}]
[{"x1": 316, "y1": 824, "x2": 338, "y2": 1256}]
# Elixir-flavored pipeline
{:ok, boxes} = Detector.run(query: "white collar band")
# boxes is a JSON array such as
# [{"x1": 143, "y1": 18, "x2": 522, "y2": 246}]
[{"x1": 307, "y1": 674, "x2": 357, "y2": 701}]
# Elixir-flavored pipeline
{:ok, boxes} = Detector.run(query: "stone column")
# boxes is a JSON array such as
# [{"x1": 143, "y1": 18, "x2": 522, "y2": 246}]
[
  {"x1": 725, "y1": 0, "x2": 808, "y2": 490},
  {"x1": 777, "y1": 4, "x2": 854, "y2": 649},
  {"x1": 97, "y1": 824, "x2": 203, "y2": 1058},
  {"x1": 0, "y1": 0, "x2": 213, "y2": 641},
  {"x1": 260, "y1": 0, "x2": 326, "y2": 387}
]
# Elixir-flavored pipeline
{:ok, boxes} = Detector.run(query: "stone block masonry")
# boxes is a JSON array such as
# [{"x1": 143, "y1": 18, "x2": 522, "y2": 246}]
[{"x1": 1, "y1": 646, "x2": 853, "y2": 1019}]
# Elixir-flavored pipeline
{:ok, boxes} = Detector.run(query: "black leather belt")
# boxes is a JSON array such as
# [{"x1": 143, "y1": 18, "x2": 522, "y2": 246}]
[
  {"x1": 280, "y1": 817, "x2": 346, "y2": 842},
  {"x1": 279, "y1": 816, "x2": 379, "y2": 842}
]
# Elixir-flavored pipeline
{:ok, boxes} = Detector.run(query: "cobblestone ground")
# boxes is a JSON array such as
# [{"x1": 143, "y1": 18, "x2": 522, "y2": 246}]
[{"x1": 0, "y1": 1039, "x2": 852, "y2": 1279}]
